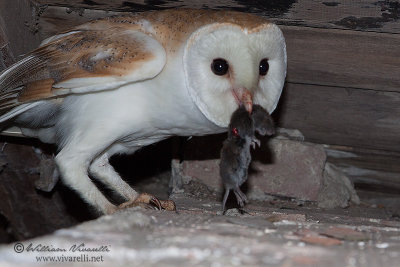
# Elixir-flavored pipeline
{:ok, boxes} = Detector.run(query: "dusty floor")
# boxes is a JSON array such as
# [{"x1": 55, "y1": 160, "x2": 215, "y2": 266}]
[{"x1": 0, "y1": 171, "x2": 399, "y2": 267}]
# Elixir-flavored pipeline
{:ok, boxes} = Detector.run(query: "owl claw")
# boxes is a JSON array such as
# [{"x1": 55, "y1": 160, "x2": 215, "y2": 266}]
[
  {"x1": 118, "y1": 193, "x2": 176, "y2": 211},
  {"x1": 134, "y1": 193, "x2": 162, "y2": 210}
]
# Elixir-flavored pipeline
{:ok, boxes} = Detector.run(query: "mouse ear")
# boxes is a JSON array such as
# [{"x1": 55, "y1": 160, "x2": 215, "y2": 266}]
[{"x1": 232, "y1": 127, "x2": 239, "y2": 137}]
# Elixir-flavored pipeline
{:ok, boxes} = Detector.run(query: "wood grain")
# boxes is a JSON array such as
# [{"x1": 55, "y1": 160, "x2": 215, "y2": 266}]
[
  {"x1": 37, "y1": 6, "x2": 121, "y2": 39},
  {"x1": 35, "y1": 0, "x2": 400, "y2": 33},
  {"x1": 326, "y1": 145, "x2": 400, "y2": 190},
  {"x1": 0, "y1": 0, "x2": 41, "y2": 61},
  {"x1": 283, "y1": 26, "x2": 400, "y2": 93},
  {"x1": 277, "y1": 82, "x2": 400, "y2": 152},
  {"x1": 0, "y1": 20, "x2": 15, "y2": 70}
]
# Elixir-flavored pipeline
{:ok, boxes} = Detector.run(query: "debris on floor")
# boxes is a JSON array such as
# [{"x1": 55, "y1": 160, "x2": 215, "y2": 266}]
[
  {"x1": 0, "y1": 193, "x2": 399, "y2": 266},
  {"x1": 0, "y1": 132, "x2": 399, "y2": 266}
]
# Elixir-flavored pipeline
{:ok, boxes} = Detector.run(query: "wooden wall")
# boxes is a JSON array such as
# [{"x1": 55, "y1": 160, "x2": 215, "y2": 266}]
[
  {"x1": 0, "y1": 0, "x2": 41, "y2": 67},
  {"x1": 1, "y1": 0, "x2": 400, "y2": 188}
]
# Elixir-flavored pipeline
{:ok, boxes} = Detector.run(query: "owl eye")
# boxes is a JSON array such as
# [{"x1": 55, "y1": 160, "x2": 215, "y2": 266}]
[
  {"x1": 211, "y1": 58, "x2": 229, "y2": 76},
  {"x1": 259, "y1": 58, "x2": 269, "y2": 76}
]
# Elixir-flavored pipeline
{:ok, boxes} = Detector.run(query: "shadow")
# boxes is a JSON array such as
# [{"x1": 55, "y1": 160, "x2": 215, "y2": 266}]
[
  {"x1": 355, "y1": 183, "x2": 400, "y2": 195},
  {"x1": 0, "y1": 212, "x2": 15, "y2": 243},
  {"x1": 0, "y1": 135, "x2": 56, "y2": 154},
  {"x1": 177, "y1": 134, "x2": 226, "y2": 161},
  {"x1": 271, "y1": 82, "x2": 289, "y2": 128},
  {"x1": 110, "y1": 138, "x2": 173, "y2": 185},
  {"x1": 251, "y1": 136, "x2": 275, "y2": 165},
  {"x1": 54, "y1": 182, "x2": 99, "y2": 220}
]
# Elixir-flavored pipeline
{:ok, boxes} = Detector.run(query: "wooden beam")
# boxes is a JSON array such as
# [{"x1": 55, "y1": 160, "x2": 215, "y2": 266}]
[
  {"x1": 0, "y1": 0, "x2": 41, "y2": 62},
  {"x1": 277, "y1": 82, "x2": 400, "y2": 152},
  {"x1": 0, "y1": 20, "x2": 15, "y2": 69},
  {"x1": 283, "y1": 26, "x2": 400, "y2": 93},
  {"x1": 37, "y1": 5, "x2": 121, "y2": 39},
  {"x1": 326, "y1": 145, "x2": 400, "y2": 191},
  {"x1": 35, "y1": 0, "x2": 400, "y2": 33}
]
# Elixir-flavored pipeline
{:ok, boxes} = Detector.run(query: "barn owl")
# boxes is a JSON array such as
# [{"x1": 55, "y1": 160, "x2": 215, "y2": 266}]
[{"x1": 0, "y1": 9, "x2": 287, "y2": 214}]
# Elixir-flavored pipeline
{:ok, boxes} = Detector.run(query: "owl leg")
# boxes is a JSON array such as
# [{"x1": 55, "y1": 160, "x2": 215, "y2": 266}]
[
  {"x1": 89, "y1": 153, "x2": 138, "y2": 201},
  {"x1": 89, "y1": 153, "x2": 170, "y2": 211},
  {"x1": 55, "y1": 147, "x2": 117, "y2": 215}
]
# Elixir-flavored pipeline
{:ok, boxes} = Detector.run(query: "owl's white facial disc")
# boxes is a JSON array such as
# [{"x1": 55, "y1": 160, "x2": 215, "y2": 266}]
[
  {"x1": 183, "y1": 23, "x2": 287, "y2": 128},
  {"x1": 250, "y1": 24, "x2": 287, "y2": 113}
]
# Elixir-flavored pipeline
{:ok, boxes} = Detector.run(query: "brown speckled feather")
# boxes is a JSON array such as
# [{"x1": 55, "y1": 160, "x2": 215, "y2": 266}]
[
  {"x1": 2, "y1": 29, "x2": 160, "y2": 106},
  {"x1": 0, "y1": 24, "x2": 164, "y2": 112}
]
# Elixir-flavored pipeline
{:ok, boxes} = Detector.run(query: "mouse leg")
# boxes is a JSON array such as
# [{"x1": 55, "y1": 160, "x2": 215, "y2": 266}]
[
  {"x1": 233, "y1": 187, "x2": 248, "y2": 208},
  {"x1": 222, "y1": 189, "x2": 230, "y2": 212}
]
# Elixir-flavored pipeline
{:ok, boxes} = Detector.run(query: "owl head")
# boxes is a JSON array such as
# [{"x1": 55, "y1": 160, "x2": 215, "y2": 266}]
[{"x1": 183, "y1": 18, "x2": 286, "y2": 128}]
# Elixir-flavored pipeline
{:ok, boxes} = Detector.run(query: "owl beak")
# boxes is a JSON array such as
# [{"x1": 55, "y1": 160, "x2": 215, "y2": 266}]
[{"x1": 232, "y1": 88, "x2": 253, "y2": 114}]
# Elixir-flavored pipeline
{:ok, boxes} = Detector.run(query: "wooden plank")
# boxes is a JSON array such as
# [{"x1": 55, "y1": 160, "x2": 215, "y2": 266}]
[
  {"x1": 0, "y1": 0, "x2": 41, "y2": 61},
  {"x1": 282, "y1": 26, "x2": 400, "y2": 93},
  {"x1": 37, "y1": 5, "x2": 121, "y2": 39},
  {"x1": 0, "y1": 20, "x2": 15, "y2": 70},
  {"x1": 326, "y1": 145, "x2": 400, "y2": 190},
  {"x1": 276, "y1": 82, "x2": 400, "y2": 152},
  {"x1": 32, "y1": 0, "x2": 301, "y2": 14},
  {"x1": 281, "y1": 0, "x2": 400, "y2": 34},
  {"x1": 35, "y1": 0, "x2": 400, "y2": 33}
]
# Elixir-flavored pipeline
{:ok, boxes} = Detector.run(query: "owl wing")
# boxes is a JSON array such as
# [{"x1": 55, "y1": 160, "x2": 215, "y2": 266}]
[{"x1": 0, "y1": 24, "x2": 166, "y2": 119}]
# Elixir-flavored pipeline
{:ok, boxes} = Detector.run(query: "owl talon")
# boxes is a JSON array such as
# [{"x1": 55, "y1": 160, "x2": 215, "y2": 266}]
[
  {"x1": 151, "y1": 197, "x2": 162, "y2": 210},
  {"x1": 133, "y1": 193, "x2": 162, "y2": 210},
  {"x1": 118, "y1": 193, "x2": 176, "y2": 211}
]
